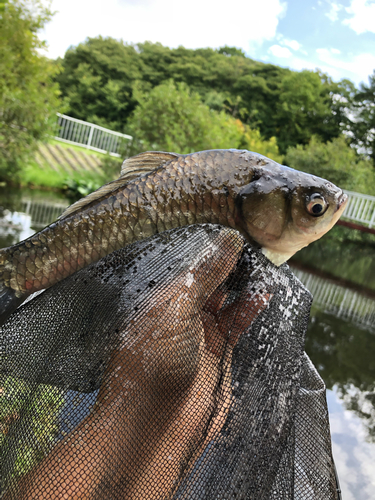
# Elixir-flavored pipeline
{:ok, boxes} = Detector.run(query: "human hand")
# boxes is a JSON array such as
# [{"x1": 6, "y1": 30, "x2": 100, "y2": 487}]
[{"x1": 10, "y1": 228, "x2": 271, "y2": 500}]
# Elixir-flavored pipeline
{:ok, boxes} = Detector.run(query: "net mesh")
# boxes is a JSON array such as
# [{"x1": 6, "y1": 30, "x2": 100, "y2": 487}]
[{"x1": 0, "y1": 224, "x2": 339, "y2": 499}]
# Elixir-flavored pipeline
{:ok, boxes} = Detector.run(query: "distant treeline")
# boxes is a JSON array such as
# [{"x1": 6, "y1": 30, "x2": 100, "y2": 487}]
[
  {"x1": 55, "y1": 39, "x2": 374, "y2": 160},
  {"x1": 53, "y1": 37, "x2": 375, "y2": 195}
]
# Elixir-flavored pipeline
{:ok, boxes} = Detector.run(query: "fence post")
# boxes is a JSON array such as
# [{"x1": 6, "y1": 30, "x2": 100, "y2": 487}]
[
  {"x1": 87, "y1": 125, "x2": 94, "y2": 150},
  {"x1": 369, "y1": 207, "x2": 375, "y2": 228}
]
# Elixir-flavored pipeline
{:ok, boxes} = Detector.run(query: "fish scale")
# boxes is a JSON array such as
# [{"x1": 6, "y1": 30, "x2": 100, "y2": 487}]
[{"x1": 0, "y1": 149, "x2": 347, "y2": 326}]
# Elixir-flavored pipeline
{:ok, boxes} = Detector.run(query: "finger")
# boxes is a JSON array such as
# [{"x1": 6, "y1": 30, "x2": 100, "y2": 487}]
[
  {"x1": 177, "y1": 228, "x2": 244, "y2": 313},
  {"x1": 203, "y1": 291, "x2": 273, "y2": 356},
  {"x1": 203, "y1": 288, "x2": 228, "y2": 316},
  {"x1": 220, "y1": 291, "x2": 272, "y2": 347}
]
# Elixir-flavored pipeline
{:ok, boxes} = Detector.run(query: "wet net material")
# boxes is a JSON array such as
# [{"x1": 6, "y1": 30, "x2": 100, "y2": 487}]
[{"x1": 0, "y1": 224, "x2": 339, "y2": 499}]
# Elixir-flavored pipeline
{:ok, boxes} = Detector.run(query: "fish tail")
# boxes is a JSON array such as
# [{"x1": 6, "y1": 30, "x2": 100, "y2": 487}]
[{"x1": 0, "y1": 251, "x2": 25, "y2": 326}]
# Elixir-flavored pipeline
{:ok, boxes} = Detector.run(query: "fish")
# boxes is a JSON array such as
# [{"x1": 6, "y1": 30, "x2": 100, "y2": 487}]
[{"x1": 0, "y1": 149, "x2": 348, "y2": 326}]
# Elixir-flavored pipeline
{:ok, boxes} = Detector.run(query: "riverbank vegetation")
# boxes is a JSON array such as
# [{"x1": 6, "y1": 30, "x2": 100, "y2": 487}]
[{"x1": 0, "y1": 0, "x2": 60, "y2": 182}]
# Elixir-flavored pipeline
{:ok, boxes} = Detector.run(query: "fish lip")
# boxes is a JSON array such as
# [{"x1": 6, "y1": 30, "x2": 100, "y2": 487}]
[{"x1": 337, "y1": 192, "x2": 348, "y2": 210}]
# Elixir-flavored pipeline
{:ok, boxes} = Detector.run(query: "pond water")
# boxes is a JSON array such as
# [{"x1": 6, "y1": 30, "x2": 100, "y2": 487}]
[{"x1": 0, "y1": 186, "x2": 374, "y2": 499}]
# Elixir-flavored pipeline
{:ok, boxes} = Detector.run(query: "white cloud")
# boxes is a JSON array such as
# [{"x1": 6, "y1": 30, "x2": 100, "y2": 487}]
[
  {"x1": 261, "y1": 47, "x2": 374, "y2": 86},
  {"x1": 325, "y1": 1, "x2": 342, "y2": 22},
  {"x1": 268, "y1": 44, "x2": 292, "y2": 58},
  {"x1": 40, "y1": 0, "x2": 287, "y2": 59},
  {"x1": 344, "y1": 0, "x2": 375, "y2": 34},
  {"x1": 282, "y1": 39, "x2": 300, "y2": 51},
  {"x1": 327, "y1": 389, "x2": 375, "y2": 500},
  {"x1": 316, "y1": 47, "x2": 375, "y2": 84}
]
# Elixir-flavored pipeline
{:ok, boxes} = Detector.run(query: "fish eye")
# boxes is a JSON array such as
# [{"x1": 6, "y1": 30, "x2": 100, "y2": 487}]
[{"x1": 306, "y1": 193, "x2": 328, "y2": 217}]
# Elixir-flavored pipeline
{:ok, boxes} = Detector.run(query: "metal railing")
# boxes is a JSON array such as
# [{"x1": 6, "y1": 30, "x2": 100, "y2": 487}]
[
  {"x1": 20, "y1": 199, "x2": 68, "y2": 229},
  {"x1": 54, "y1": 114, "x2": 132, "y2": 157},
  {"x1": 292, "y1": 267, "x2": 375, "y2": 332},
  {"x1": 342, "y1": 190, "x2": 375, "y2": 228}
]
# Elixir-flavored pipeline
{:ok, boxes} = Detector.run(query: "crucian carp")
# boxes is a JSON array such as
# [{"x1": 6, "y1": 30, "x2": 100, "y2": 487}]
[{"x1": 0, "y1": 149, "x2": 348, "y2": 326}]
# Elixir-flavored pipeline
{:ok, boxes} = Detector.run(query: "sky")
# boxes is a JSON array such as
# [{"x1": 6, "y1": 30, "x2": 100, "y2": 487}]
[{"x1": 40, "y1": 0, "x2": 375, "y2": 87}]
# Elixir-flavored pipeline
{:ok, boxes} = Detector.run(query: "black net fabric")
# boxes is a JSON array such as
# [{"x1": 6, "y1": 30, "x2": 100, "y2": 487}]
[{"x1": 0, "y1": 224, "x2": 339, "y2": 499}]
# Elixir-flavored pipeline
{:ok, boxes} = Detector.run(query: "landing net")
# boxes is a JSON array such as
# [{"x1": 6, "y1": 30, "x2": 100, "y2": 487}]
[{"x1": 0, "y1": 224, "x2": 339, "y2": 499}]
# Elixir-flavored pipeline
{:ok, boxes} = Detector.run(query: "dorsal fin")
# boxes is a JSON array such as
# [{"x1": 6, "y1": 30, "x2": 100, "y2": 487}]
[
  {"x1": 58, "y1": 151, "x2": 180, "y2": 220},
  {"x1": 120, "y1": 151, "x2": 179, "y2": 178}
]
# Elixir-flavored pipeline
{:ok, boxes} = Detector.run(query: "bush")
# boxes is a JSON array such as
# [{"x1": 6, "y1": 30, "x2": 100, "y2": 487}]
[
  {"x1": 284, "y1": 135, "x2": 375, "y2": 195},
  {"x1": 127, "y1": 80, "x2": 283, "y2": 163}
]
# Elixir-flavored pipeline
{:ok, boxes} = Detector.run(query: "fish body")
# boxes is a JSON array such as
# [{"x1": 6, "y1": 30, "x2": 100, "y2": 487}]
[{"x1": 0, "y1": 149, "x2": 347, "y2": 325}]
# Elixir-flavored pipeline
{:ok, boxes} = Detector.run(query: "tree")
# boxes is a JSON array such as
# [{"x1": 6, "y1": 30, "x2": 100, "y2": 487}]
[
  {"x1": 274, "y1": 70, "x2": 343, "y2": 154},
  {"x1": 284, "y1": 135, "x2": 375, "y2": 195},
  {"x1": 350, "y1": 71, "x2": 375, "y2": 166},
  {"x1": 55, "y1": 37, "x2": 142, "y2": 131},
  {"x1": 217, "y1": 46, "x2": 246, "y2": 58},
  {"x1": 0, "y1": 0, "x2": 60, "y2": 181},
  {"x1": 56, "y1": 38, "x2": 350, "y2": 155},
  {"x1": 126, "y1": 80, "x2": 241, "y2": 154},
  {"x1": 236, "y1": 122, "x2": 284, "y2": 163},
  {"x1": 126, "y1": 80, "x2": 283, "y2": 163}
]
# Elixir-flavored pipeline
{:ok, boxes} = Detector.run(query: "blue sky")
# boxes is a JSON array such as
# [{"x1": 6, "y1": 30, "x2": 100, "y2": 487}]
[{"x1": 41, "y1": 0, "x2": 375, "y2": 87}]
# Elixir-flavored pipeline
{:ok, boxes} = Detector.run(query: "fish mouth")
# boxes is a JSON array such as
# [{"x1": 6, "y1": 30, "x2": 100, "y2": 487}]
[{"x1": 337, "y1": 192, "x2": 348, "y2": 211}]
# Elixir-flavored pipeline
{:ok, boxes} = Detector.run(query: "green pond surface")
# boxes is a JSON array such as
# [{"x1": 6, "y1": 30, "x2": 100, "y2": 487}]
[{"x1": 0, "y1": 187, "x2": 374, "y2": 499}]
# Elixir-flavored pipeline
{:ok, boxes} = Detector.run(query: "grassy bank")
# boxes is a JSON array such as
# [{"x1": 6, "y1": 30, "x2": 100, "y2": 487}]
[{"x1": 18, "y1": 139, "x2": 122, "y2": 197}]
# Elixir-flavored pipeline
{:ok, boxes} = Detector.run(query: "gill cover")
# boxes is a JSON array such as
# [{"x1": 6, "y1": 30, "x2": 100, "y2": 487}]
[{"x1": 238, "y1": 171, "x2": 292, "y2": 241}]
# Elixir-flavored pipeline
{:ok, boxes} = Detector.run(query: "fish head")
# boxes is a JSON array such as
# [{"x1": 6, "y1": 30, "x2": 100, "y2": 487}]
[{"x1": 235, "y1": 158, "x2": 348, "y2": 266}]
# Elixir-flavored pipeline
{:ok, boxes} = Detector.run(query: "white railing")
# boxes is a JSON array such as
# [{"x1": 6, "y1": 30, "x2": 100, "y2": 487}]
[
  {"x1": 292, "y1": 268, "x2": 375, "y2": 332},
  {"x1": 54, "y1": 113, "x2": 132, "y2": 157},
  {"x1": 342, "y1": 190, "x2": 375, "y2": 228},
  {"x1": 20, "y1": 199, "x2": 68, "y2": 229}
]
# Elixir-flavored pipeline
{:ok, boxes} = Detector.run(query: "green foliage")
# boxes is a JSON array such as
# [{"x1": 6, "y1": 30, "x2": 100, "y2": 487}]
[
  {"x1": 63, "y1": 177, "x2": 102, "y2": 202},
  {"x1": 0, "y1": 377, "x2": 64, "y2": 480},
  {"x1": 21, "y1": 158, "x2": 106, "y2": 192},
  {"x1": 351, "y1": 70, "x2": 375, "y2": 166},
  {"x1": 127, "y1": 80, "x2": 240, "y2": 154},
  {"x1": 235, "y1": 122, "x2": 284, "y2": 163},
  {"x1": 126, "y1": 80, "x2": 283, "y2": 162},
  {"x1": 100, "y1": 154, "x2": 122, "y2": 180},
  {"x1": 55, "y1": 37, "x2": 142, "y2": 132},
  {"x1": 217, "y1": 46, "x2": 246, "y2": 58},
  {"x1": 0, "y1": 0, "x2": 60, "y2": 181},
  {"x1": 285, "y1": 135, "x2": 375, "y2": 195},
  {"x1": 21, "y1": 160, "x2": 67, "y2": 188},
  {"x1": 56, "y1": 39, "x2": 347, "y2": 154},
  {"x1": 275, "y1": 70, "x2": 343, "y2": 153}
]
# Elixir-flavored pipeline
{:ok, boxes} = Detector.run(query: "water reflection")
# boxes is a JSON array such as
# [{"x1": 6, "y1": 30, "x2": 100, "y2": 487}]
[
  {"x1": 294, "y1": 225, "x2": 375, "y2": 292},
  {"x1": 327, "y1": 390, "x2": 375, "y2": 500},
  {"x1": 293, "y1": 268, "x2": 375, "y2": 333},
  {"x1": 294, "y1": 278, "x2": 375, "y2": 499},
  {"x1": 303, "y1": 310, "x2": 375, "y2": 439},
  {"x1": 0, "y1": 187, "x2": 67, "y2": 248}
]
